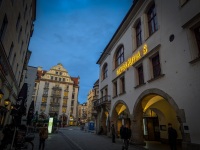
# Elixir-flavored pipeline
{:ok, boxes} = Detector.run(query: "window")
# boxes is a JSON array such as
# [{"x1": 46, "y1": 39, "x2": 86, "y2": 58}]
[
  {"x1": 136, "y1": 21, "x2": 142, "y2": 47},
  {"x1": 113, "y1": 81, "x2": 117, "y2": 97},
  {"x1": 56, "y1": 71, "x2": 58, "y2": 75},
  {"x1": 115, "y1": 46, "x2": 124, "y2": 68},
  {"x1": 147, "y1": 4, "x2": 158, "y2": 35},
  {"x1": 25, "y1": 21, "x2": 28, "y2": 33},
  {"x1": 16, "y1": 13, "x2": 21, "y2": 31},
  {"x1": 20, "y1": 41, "x2": 24, "y2": 53},
  {"x1": 15, "y1": 63, "x2": 18, "y2": 76},
  {"x1": 137, "y1": 65, "x2": 144, "y2": 85},
  {"x1": 12, "y1": 53, "x2": 16, "y2": 67},
  {"x1": 24, "y1": 5, "x2": 27, "y2": 19},
  {"x1": 72, "y1": 94, "x2": 75, "y2": 99},
  {"x1": 152, "y1": 54, "x2": 161, "y2": 78},
  {"x1": 0, "y1": 14, "x2": 8, "y2": 41},
  {"x1": 63, "y1": 78, "x2": 65, "y2": 82},
  {"x1": 55, "y1": 77, "x2": 57, "y2": 81},
  {"x1": 18, "y1": 26, "x2": 22, "y2": 42},
  {"x1": 194, "y1": 26, "x2": 200, "y2": 56},
  {"x1": 102, "y1": 63, "x2": 108, "y2": 80},
  {"x1": 22, "y1": 51, "x2": 25, "y2": 62},
  {"x1": 51, "y1": 76, "x2": 53, "y2": 80},
  {"x1": 8, "y1": 42, "x2": 14, "y2": 61},
  {"x1": 120, "y1": 76, "x2": 125, "y2": 94}
]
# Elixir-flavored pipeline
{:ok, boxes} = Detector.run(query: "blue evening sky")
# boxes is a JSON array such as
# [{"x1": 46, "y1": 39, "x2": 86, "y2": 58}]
[{"x1": 28, "y1": 0, "x2": 133, "y2": 104}]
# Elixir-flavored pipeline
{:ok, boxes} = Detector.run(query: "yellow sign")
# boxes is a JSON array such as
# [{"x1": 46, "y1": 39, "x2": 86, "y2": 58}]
[{"x1": 116, "y1": 44, "x2": 148, "y2": 76}]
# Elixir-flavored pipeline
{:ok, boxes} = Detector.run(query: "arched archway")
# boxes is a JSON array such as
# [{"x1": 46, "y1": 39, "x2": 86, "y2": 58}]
[
  {"x1": 132, "y1": 88, "x2": 185, "y2": 144},
  {"x1": 111, "y1": 100, "x2": 131, "y2": 137}
]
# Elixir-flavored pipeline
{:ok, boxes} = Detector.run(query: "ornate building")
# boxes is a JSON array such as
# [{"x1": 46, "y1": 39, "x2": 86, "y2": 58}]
[
  {"x1": 33, "y1": 63, "x2": 79, "y2": 126},
  {"x1": 95, "y1": 0, "x2": 200, "y2": 149},
  {"x1": 0, "y1": 0, "x2": 36, "y2": 128}
]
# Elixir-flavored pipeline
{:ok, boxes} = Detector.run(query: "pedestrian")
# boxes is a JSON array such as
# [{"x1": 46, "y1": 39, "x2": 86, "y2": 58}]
[
  {"x1": 0, "y1": 123, "x2": 14, "y2": 149},
  {"x1": 168, "y1": 123, "x2": 177, "y2": 150},
  {"x1": 39, "y1": 124, "x2": 48, "y2": 150},
  {"x1": 111, "y1": 124, "x2": 116, "y2": 143},
  {"x1": 120, "y1": 124, "x2": 131, "y2": 150}
]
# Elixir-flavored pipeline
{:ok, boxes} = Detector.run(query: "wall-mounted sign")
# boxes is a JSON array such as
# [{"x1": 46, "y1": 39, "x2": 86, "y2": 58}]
[
  {"x1": 116, "y1": 44, "x2": 148, "y2": 76},
  {"x1": 48, "y1": 117, "x2": 53, "y2": 133}
]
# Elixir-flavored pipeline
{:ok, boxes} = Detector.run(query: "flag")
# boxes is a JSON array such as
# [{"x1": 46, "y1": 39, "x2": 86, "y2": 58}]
[
  {"x1": 27, "y1": 100, "x2": 34, "y2": 125},
  {"x1": 16, "y1": 83, "x2": 28, "y2": 116}
]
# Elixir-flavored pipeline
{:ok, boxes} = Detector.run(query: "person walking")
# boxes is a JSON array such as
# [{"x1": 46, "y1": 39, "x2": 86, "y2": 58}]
[
  {"x1": 120, "y1": 124, "x2": 132, "y2": 150},
  {"x1": 39, "y1": 124, "x2": 48, "y2": 150},
  {"x1": 168, "y1": 123, "x2": 177, "y2": 150},
  {"x1": 111, "y1": 124, "x2": 116, "y2": 143}
]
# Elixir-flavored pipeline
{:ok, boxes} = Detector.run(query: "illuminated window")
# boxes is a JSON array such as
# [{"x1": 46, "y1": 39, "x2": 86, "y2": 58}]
[
  {"x1": 194, "y1": 26, "x2": 200, "y2": 56},
  {"x1": 42, "y1": 97, "x2": 47, "y2": 103},
  {"x1": 113, "y1": 81, "x2": 118, "y2": 97},
  {"x1": 120, "y1": 76, "x2": 125, "y2": 94},
  {"x1": 0, "y1": 14, "x2": 8, "y2": 41},
  {"x1": 62, "y1": 108, "x2": 66, "y2": 113},
  {"x1": 115, "y1": 46, "x2": 124, "y2": 68},
  {"x1": 64, "y1": 92, "x2": 68, "y2": 96},
  {"x1": 151, "y1": 54, "x2": 161, "y2": 78},
  {"x1": 137, "y1": 65, "x2": 144, "y2": 85},
  {"x1": 147, "y1": 4, "x2": 158, "y2": 35},
  {"x1": 102, "y1": 63, "x2": 108, "y2": 80},
  {"x1": 136, "y1": 21, "x2": 142, "y2": 47}
]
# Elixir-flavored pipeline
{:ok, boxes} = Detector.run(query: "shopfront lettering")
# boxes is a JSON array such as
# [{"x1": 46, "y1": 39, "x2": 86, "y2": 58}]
[{"x1": 116, "y1": 44, "x2": 148, "y2": 76}]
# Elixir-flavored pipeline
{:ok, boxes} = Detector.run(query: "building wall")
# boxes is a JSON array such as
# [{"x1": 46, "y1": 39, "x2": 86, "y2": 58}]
[
  {"x1": 33, "y1": 63, "x2": 79, "y2": 125},
  {"x1": 0, "y1": 0, "x2": 36, "y2": 126},
  {"x1": 97, "y1": 0, "x2": 200, "y2": 148}
]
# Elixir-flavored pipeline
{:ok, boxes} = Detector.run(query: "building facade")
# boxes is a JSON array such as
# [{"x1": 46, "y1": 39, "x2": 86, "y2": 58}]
[
  {"x1": 78, "y1": 102, "x2": 87, "y2": 124},
  {"x1": 0, "y1": 0, "x2": 36, "y2": 128},
  {"x1": 33, "y1": 63, "x2": 79, "y2": 126},
  {"x1": 95, "y1": 0, "x2": 200, "y2": 149}
]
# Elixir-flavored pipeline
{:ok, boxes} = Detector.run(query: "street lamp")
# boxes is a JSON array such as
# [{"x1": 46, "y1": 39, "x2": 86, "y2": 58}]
[
  {"x1": 0, "y1": 89, "x2": 4, "y2": 100},
  {"x1": 4, "y1": 98, "x2": 11, "y2": 107}
]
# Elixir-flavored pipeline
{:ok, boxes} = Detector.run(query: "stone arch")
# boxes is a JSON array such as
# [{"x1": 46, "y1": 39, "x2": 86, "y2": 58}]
[
  {"x1": 110, "y1": 100, "x2": 131, "y2": 137},
  {"x1": 132, "y1": 88, "x2": 185, "y2": 144}
]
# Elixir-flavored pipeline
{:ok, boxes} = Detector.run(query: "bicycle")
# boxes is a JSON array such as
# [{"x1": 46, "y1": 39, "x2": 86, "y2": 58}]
[{"x1": 14, "y1": 133, "x2": 35, "y2": 150}]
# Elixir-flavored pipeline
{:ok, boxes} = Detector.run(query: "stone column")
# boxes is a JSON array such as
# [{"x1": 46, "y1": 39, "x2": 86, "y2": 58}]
[{"x1": 131, "y1": 105, "x2": 145, "y2": 145}]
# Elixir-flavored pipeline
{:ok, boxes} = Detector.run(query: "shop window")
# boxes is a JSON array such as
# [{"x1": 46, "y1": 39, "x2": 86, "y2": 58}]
[
  {"x1": 151, "y1": 54, "x2": 161, "y2": 78},
  {"x1": 136, "y1": 21, "x2": 142, "y2": 47},
  {"x1": 147, "y1": 4, "x2": 158, "y2": 36},
  {"x1": 137, "y1": 65, "x2": 144, "y2": 85},
  {"x1": 115, "y1": 45, "x2": 124, "y2": 68}
]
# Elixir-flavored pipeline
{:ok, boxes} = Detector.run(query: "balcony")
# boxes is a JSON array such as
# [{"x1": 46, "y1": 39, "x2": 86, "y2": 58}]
[
  {"x1": 50, "y1": 102, "x2": 60, "y2": 107},
  {"x1": 51, "y1": 93, "x2": 61, "y2": 98},
  {"x1": 93, "y1": 95, "x2": 111, "y2": 107},
  {"x1": 52, "y1": 86, "x2": 62, "y2": 90},
  {"x1": 41, "y1": 102, "x2": 47, "y2": 106},
  {"x1": 42, "y1": 94, "x2": 48, "y2": 97},
  {"x1": 63, "y1": 96, "x2": 68, "y2": 99}
]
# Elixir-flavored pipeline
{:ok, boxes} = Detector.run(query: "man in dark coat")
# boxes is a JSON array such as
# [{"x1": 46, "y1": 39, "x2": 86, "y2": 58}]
[
  {"x1": 120, "y1": 124, "x2": 132, "y2": 150},
  {"x1": 168, "y1": 123, "x2": 177, "y2": 150}
]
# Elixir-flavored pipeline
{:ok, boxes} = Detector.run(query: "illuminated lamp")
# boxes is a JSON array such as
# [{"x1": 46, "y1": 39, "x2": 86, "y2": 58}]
[{"x1": 4, "y1": 98, "x2": 11, "y2": 107}]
